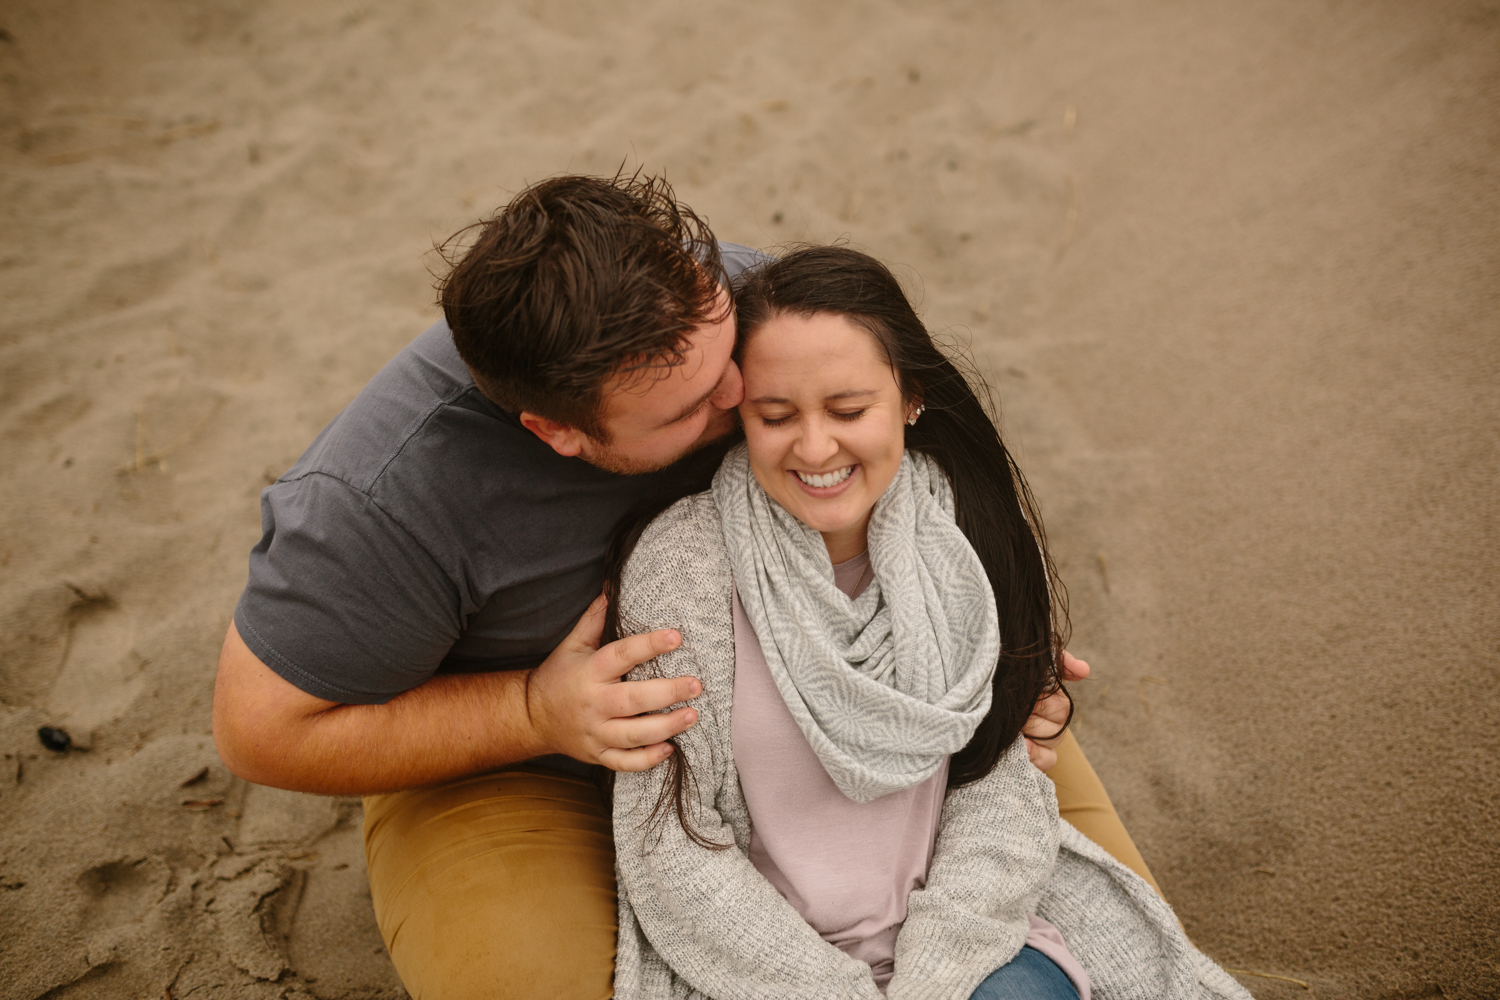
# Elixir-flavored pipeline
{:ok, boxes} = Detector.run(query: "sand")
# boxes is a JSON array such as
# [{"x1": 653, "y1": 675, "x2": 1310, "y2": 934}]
[{"x1": 0, "y1": 1, "x2": 1495, "y2": 998}]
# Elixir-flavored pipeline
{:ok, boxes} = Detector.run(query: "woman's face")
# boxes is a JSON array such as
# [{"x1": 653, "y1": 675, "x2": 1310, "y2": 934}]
[{"x1": 739, "y1": 311, "x2": 916, "y2": 561}]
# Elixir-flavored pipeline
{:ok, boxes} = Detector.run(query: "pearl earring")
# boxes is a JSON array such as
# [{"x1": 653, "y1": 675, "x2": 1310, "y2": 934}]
[{"x1": 906, "y1": 405, "x2": 924, "y2": 426}]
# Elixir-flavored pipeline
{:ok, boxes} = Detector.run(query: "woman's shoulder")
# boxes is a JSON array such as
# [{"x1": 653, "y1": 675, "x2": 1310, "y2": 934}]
[
  {"x1": 619, "y1": 491, "x2": 737, "y2": 689},
  {"x1": 634, "y1": 490, "x2": 724, "y2": 558},
  {"x1": 623, "y1": 490, "x2": 729, "y2": 593}
]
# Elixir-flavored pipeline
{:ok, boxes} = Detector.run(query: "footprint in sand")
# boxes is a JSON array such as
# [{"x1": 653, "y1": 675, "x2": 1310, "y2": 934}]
[
  {"x1": 75, "y1": 857, "x2": 171, "y2": 933},
  {"x1": 46, "y1": 596, "x2": 144, "y2": 739},
  {"x1": 207, "y1": 858, "x2": 303, "y2": 981},
  {"x1": 71, "y1": 244, "x2": 193, "y2": 321}
]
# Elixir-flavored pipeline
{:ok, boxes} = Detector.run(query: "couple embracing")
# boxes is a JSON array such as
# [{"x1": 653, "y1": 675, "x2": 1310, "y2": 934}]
[{"x1": 214, "y1": 173, "x2": 1251, "y2": 1000}]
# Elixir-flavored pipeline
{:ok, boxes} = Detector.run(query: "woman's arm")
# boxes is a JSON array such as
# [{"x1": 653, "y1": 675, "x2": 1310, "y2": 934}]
[
  {"x1": 885, "y1": 736, "x2": 1060, "y2": 1000},
  {"x1": 613, "y1": 497, "x2": 883, "y2": 1000}
]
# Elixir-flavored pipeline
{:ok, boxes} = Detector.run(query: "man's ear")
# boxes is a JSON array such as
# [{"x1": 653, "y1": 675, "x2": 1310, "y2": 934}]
[{"x1": 518, "y1": 412, "x2": 588, "y2": 458}]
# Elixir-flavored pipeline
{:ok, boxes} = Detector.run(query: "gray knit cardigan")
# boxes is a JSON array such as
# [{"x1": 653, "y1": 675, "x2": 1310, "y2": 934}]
[{"x1": 613, "y1": 493, "x2": 1252, "y2": 1000}]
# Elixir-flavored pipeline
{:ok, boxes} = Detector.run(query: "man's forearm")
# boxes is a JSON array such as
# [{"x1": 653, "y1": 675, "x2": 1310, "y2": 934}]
[
  {"x1": 213, "y1": 624, "x2": 550, "y2": 796},
  {"x1": 271, "y1": 670, "x2": 547, "y2": 795}
]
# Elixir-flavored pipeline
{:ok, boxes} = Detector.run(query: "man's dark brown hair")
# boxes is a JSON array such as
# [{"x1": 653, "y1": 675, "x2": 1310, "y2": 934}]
[{"x1": 437, "y1": 171, "x2": 725, "y2": 440}]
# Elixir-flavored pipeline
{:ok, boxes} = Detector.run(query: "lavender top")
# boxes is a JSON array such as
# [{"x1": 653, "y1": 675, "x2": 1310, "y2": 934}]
[{"x1": 732, "y1": 552, "x2": 1089, "y2": 997}]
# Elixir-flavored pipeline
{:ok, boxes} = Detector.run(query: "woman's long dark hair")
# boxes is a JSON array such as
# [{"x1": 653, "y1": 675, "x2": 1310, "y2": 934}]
[{"x1": 603, "y1": 245, "x2": 1070, "y2": 845}]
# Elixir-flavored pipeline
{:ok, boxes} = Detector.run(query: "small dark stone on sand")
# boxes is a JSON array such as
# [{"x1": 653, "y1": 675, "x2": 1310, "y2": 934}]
[{"x1": 38, "y1": 727, "x2": 71, "y2": 752}]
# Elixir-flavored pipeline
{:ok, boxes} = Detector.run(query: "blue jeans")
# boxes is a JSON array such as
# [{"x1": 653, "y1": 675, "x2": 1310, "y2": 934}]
[{"x1": 968, "y1": 946, "x2": 1079, "y2": 1000}]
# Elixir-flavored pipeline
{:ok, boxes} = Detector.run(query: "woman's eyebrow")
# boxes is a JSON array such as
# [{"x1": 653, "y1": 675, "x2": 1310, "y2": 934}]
[{"x1": 748, "y1": 388, "x2": 880, "y2": 405}]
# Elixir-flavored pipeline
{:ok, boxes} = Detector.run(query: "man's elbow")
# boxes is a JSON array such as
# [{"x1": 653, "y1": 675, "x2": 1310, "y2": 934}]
[
  {"x1": 212, "y1": 691, "x2": 287, "y2": 787},
  {"x1": 211, "y1": 626, "x2": 319, "y2": 790}
]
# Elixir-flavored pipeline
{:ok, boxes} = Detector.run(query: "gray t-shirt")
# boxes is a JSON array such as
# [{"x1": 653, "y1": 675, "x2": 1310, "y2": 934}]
[{"x1": 234, "y1": 242, "x2": 765, "y2": 704}]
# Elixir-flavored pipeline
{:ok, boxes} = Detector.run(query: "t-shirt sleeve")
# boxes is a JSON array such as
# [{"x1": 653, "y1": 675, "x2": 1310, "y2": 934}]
[
  {"x1": 234, "y1": 472, "x2": 462, "y2": 704},
  {"x1": 717, "y1": 241, "x2": 774, "y2": 281}
]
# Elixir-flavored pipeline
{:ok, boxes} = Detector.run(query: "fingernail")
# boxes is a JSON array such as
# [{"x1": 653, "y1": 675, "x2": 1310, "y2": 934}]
[{"x1": 688, "y1": 680, "x2": 702, "y2": 696}]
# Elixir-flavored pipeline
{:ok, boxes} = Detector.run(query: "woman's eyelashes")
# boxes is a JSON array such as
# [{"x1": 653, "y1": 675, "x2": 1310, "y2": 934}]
[{"x1": 757, "y1": 408, "x2": 867, "y2": 428}]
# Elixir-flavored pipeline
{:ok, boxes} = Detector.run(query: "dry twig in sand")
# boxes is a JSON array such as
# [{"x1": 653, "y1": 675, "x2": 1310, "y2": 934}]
[{"x1": 1226, "y1": 968, "x2": 1312, "y2": 989}]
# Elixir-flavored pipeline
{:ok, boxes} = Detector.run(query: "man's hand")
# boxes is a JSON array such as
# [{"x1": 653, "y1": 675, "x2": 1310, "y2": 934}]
[
  {"x1": 1023, "y1": 650, "x2": 1090, "y2": 772},
  {"x1": 525, "y1": 594, "x2": 703, "y2": 772}
]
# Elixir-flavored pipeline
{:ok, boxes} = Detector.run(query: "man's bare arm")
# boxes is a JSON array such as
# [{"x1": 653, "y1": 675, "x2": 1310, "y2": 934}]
[{"x1": 213, "y1": 596, "x2": 701, "y2": 795}]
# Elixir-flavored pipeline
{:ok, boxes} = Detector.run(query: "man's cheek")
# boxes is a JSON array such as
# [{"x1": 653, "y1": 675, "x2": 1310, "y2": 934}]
[{"x1": 703, "y1": 408, "x2": 737, "y2": 441}]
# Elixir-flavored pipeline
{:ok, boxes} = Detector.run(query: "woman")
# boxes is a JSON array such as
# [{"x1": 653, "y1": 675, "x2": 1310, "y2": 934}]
[{"x1": 608, "y1": 247, "x2": 1249, "y2": 1000}]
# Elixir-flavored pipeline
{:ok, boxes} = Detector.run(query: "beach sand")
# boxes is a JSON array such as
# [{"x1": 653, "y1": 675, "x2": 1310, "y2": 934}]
[{"x1": 1, "y1": 1, "x2": 1496, "y2": 997}]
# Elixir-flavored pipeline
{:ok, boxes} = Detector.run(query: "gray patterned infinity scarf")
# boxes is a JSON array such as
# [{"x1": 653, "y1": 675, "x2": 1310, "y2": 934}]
[{"x1": 712, "y1": 443, "x2": 1000, "y2": 802}]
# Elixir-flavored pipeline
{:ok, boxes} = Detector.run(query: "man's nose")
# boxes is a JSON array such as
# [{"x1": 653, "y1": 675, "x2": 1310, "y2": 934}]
[{"x1": 711, "y1": 359, "x2": 744, "y2": 410}]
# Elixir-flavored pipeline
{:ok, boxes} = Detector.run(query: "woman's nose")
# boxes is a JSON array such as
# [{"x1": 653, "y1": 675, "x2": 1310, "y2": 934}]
[{"x1": 793, "y1": 417, "x2": 839, "y2": 467}]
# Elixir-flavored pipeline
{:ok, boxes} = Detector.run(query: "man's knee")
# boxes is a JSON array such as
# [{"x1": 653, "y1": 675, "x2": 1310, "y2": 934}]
[{"x1": 363, "y1": 766, "x2": 617, "y2": 1000}]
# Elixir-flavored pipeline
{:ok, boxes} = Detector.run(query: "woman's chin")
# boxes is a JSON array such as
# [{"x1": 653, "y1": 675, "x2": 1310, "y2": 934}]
[{"x1": 782, "y1": 500, "x2": 872, "y2": 539}]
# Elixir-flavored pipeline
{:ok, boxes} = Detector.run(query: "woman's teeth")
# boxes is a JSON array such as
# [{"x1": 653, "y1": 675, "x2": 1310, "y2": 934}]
[{"x1": 795, "y1": 466, "x2": 853, "y2": 488}]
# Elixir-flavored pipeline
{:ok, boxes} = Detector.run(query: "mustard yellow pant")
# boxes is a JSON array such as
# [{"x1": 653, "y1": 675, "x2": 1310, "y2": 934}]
[{"x1": 362, "y1": 734, "x2": 1159, "y2": 1000}]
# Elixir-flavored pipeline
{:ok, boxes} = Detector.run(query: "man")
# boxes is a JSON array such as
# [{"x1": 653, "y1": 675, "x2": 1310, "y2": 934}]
[{"x1": 213, "y1": 172, "x2": 1154, "y2": 999}]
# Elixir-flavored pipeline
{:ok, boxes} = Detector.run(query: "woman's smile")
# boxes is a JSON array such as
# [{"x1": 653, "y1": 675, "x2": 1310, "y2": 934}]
[{"x1": 791, "y1": 464, "x2": 858, "y2": 493}]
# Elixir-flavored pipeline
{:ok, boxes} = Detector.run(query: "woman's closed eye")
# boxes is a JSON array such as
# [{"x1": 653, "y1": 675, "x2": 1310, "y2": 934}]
[{"x1": 758, "y1": 408, "x2": 866, "y2": 428}]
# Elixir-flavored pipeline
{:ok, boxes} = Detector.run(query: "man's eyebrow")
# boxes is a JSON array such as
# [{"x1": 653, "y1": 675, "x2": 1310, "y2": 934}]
[
  {"x1": 662, "y1": 384, "x2": 720, "y2": 426},
  {"x1": 748, "y1": 389, "x2": 880, "y2": 405}
]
